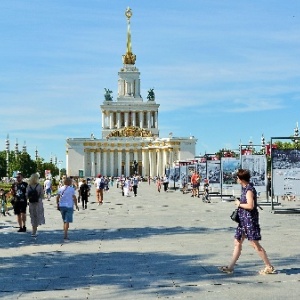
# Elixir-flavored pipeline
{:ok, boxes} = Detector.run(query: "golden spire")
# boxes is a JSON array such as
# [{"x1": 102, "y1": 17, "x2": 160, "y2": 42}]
[{"x1": 122, "y1": 7, "x2": 136, "y2": 65}]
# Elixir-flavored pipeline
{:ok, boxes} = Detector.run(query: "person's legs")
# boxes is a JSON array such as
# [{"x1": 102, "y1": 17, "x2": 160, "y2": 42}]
[
  {"x1": 250, "y1": 240, "x2": 272, "y2": 267},
  {"x1": 63, "y1": 222, "x2": 69, "y2": 239},
  {"x1": 99, "y1": 189, "x2": 103, "y2": 203},
  {"x1": 96, "y1": 189, "x2": 100, "y2": 203},
  {"x1": 17, "y1": 214, "x2": 22, "y2": 230},
  {"x1": 227, "y1": 237, "x2": 245, "y2": 270}
]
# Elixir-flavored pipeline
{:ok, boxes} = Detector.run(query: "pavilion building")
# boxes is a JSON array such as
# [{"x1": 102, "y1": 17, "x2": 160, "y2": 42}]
[{"x1": 66, "y1": 7, "x2": 197, "y2": 177}]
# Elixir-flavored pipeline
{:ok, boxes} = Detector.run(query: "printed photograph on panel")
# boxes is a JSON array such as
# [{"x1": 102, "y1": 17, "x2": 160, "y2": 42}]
[
  {"x1": 222, "y1": 158, "x2": 241, "y2": 185},
  {"x1": 207, "y1": 161, "x2": 221, "y2": 184},
  {"x1": 241, "y1": 155, "x2": 266, "y2": 186},
  {"x1": 272, "y1": 149, "x2": 300, "y2": 197}
]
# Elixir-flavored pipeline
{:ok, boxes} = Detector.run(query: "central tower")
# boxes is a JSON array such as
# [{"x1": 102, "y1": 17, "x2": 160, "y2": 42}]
[{"x1": 100, "y1": 7, "x2": 160, "y2": 139}]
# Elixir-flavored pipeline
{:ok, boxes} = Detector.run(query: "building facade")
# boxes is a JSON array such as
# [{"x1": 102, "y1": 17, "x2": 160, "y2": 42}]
[{"x1": 66, "y1": 8, "x2": 197, "y2": 177}]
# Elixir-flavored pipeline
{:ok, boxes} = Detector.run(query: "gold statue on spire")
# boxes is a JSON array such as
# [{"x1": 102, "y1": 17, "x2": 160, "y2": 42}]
[{"x1": 122, "y1": 7, "x2": 136, "y2": 65}]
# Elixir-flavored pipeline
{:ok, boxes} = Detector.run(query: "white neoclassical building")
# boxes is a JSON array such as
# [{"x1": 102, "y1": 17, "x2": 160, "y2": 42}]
[{"x1": 66, "y1": 7, "x2": 197, "y2": 177}]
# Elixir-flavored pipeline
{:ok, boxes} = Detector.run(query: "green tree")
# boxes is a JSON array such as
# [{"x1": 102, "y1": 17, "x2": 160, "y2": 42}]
[
  {"x1": 10, "y1": 152, "x2": 36, "y2": 178},
  {"x1": 0, "y1": 151, "x2": 7, "y2": 178}
]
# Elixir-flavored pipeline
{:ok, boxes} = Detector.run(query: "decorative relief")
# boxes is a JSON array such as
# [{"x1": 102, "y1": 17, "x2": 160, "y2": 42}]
[{"x1": 106, "y1": 126, "x2": 153, "y2": 138}]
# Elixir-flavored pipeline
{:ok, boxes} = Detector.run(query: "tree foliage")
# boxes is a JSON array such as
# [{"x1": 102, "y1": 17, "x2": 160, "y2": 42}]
[{"x1": 0, "y1": 150, "x2": 59, "y2": 179}]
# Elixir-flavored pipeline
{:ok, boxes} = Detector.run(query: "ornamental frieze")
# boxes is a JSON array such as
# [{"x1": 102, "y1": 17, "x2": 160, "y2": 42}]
[{"x1": 106, "y1": 126, "x2": 153, "y2": 138}]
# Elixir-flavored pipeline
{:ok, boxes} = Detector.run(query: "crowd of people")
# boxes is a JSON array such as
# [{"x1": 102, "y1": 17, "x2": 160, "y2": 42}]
[{"x1": 0, "y1": 169, "x2": 277, "y2": 275}]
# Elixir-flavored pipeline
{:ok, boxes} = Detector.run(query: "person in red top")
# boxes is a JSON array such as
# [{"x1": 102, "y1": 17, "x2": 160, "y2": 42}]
[{"x1": 191, "y1": 171, "x2": 200, "y2": 197}]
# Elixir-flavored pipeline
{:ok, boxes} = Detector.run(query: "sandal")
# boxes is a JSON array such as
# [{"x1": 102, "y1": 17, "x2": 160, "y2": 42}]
[
  {"x1": 259, "y1": 265, "x2": 277, "y2": 275},
  {"x1": 218, "y1": 266, "x2": 233, "y2": 274}
]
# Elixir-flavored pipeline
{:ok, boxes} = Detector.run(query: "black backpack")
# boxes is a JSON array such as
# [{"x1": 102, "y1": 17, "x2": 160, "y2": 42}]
[{"x1": 28, "y1": 184, "x2": 40, "y2": 203}]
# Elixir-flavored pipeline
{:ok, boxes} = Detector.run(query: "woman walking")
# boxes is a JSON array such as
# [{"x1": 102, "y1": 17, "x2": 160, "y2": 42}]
[
  {"x1": 26, "y1": 173, "x2": 45, "y2": 237},
  {"x1": 219, "y1": 169, "x2": 276, "y2": 275},
  {"x1": 56, "y1": 177, "x2": 79, "y2": 242}
]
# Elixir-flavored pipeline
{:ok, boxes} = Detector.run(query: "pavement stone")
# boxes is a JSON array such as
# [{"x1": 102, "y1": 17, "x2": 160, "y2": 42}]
[{"x1": 0, "y1": 182, "x2": 300, "y2": 299}]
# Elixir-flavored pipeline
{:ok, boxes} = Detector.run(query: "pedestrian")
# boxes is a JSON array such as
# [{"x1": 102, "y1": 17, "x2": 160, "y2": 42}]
[
  {"x1": 131, "y1": 175, "x2": 139, "y2": 196},
  {"x1": 43, "y1": 177, "x2": 52, "y2": 200},
  {"x1": 10, "y1": 172, "x2": 28, "y2": 232},
  {"x1": 156, "y1": 177, "x2": 161, "y2": 192},
  {"x1": 219, "y1": 169, "x2": 276, "y2": 275},
  {"x1": 79, "y1": 179, "x2": 90, "y2": 209},
  {"x1": 77, "y1": 178, "x2": 83, "y2": 203},
  {"x1": 190, "y1": 171, "x2": 198, "y2": 197},
  {"x1": 26, "y1": 173, "x2": 45, "y2": 237},
  {"x1": 0, "y1": 188, "x2": 9, "y2": 216},
  {"x1": 163, "y1": 174, "x2": 169, "y2": 192},
  {"x1": 56, "y1": 177, "x2": 79, "y2": 242},
  {"x1": 123, "y1": 177, "x2": 131, "y2": 197},
  {"x1": 94, "y1": 174, "x2": 105, "y2": 205}
]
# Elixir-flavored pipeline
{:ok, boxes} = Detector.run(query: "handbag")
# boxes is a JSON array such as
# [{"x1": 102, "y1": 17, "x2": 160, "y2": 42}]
[{"x1": 230, "y1": 209, "x2": 240, "y2": 223}]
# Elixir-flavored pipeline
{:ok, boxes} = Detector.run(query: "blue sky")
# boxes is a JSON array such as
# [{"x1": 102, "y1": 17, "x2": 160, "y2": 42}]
[{"x1": 1, "y1": 1, "x2": 299, "y2": 168}]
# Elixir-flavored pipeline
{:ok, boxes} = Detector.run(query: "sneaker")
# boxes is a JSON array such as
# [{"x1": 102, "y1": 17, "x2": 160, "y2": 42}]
[
  {"x1": 31, "y1": 233, "x2": 37, "y2": 237},
  {"x1": 218, "y1": 266, "x2": 233, "y2": 274},
  {"x1": 63, "y1": 238, "x2": 70, "y2": 243},
  {"x1": 259, "y1": 266, "x2": 277, "y2": 275},
  {"x1": 17, "y1": 228, "x2": 23, "y2": 232},
  {"x1": 23, "y1": 226, "x2": 26, "y2": 232}
]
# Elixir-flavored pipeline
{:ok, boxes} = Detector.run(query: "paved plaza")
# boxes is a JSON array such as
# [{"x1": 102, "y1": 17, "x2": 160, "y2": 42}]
[{"x1": 0, "y1": 182, "x2": 299, "y2": 299}]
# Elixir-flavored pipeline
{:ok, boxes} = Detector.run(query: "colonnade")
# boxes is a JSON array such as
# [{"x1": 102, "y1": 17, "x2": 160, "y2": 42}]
[
  {"x1": 101, "y1": 110, "x2": 158, "y2": 130},
  {"x1": 84, "y1": 146, "x2": 177, "y2": 177}
]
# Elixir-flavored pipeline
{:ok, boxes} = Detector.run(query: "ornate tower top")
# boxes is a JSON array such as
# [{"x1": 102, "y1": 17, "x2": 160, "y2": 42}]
[{"x1": 122, "y1": 7, "x2": 136, "y2": 65}]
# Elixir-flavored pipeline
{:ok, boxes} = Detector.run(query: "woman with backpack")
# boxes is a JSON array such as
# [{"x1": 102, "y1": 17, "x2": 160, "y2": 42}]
[{"x1": 26, "y1": 173, "x2": 45, "y2": 237}]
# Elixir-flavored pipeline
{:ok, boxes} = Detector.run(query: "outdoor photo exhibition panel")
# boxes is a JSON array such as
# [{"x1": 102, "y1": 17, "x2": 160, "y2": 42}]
[
  {"x1": 241, "y1": 155, "x2": 267, "y2": 194},
  {"x1": 272, "y1": 149, "x2": 300, "y2": 197},
  {"x1": 221, "y1": 157, "x2": 241, "y2": 189}
]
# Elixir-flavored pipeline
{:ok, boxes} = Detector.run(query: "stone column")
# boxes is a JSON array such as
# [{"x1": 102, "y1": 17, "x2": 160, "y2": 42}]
[
  {"x1": 139, "y1": 111, "x2": 143, "y2": 128},
  {"x1": 118, "y1": 150, "x2": 122, "y2": 176},
  {"x1": 148, "y1": 149, "x2": 152, "y2": 177},
  {"x1": 117, "y1": 112, "x2": 121, "y2": 129},
  {"x1": 156, "y1": 149, "x2": 160, "y2": 176},
  {"x1": 103, "y1": 150, "x2": 107, "y2": 176},
  {"x1": 91, "y1": 150, "x2": 95, "y2": 177},
  {"x1": 125, "y1": 150, "x2": 130, "y2": 176},
  {"x1": 132, "y1": 112, "x2": 136, "y2": 127},
  {"x1": 147, "y1": 111, "x2": 151, "y2": 129},
  {"x1": 109, "y1": 112, "x2": 113, "y2": 129},
  {"x1": 96, "y1": 150, "x2": 101, "y2": 175},
  {"x1": 110, "y1": 149, "x2": 114, "y2": 176},
  {"x1": 155, "y1": 111, "x2": 158, "y2": 128},
  {"x1": 125, "y1": 112, "x2": 129, "y2": 127},
  {"x1": 101, "y1": 112, "x2": 105, "y2": 129}
]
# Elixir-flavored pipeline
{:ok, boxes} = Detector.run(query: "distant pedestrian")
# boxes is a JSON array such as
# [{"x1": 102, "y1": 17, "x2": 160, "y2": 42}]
[
  {"x1": 56, "y1": 177, "x2": 79, "y2": 242},
  {"x1": 131, "y1": 175, "x2": 139, "y2": 196},
  {"x1": 10, "y1": 172, "x2": 28, "y2": 232},
  {"x1": 79, "y1": 179, "x2": 90, "y2": 210},
  {"x1": 156, "y1": 177, "x2": 161, "y2": 192},
  {"x1": 26, "y1": 173, "x2": 45, "y2": 237},
  {"x1": 163, "y1": 175, "x2": 169, "y2": 192},
  {"x1": 94, "y1": 174, "x2": 105, "y2": 205},
  {"x1": 219, "y1": 169, "x2": 276, "y2": 275},
  {"x1": 0, "y1": 188, "x2": 9, "y2": 216},
  {"x1": 44, "y1": 178, "x2": 52, "y2": 200},
  {"x1": 123, "y1": 177, "x2": 131, "y2": 197}
]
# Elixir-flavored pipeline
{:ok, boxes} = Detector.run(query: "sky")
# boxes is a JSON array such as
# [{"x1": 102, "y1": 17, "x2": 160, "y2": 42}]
[{"x1": 1, "y1": 0, "x2": 300, "y2": 168}]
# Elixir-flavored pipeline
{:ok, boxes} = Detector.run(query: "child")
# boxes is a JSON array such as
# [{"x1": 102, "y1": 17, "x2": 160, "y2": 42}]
[{"x1": 0, "y1": 188, "x2": 8, "y2": 216}]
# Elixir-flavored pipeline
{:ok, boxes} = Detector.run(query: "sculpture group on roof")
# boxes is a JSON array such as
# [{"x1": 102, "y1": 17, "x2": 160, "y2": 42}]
[{"x1": 104, "y1": 88, "x2": 113, "y2": 101}]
